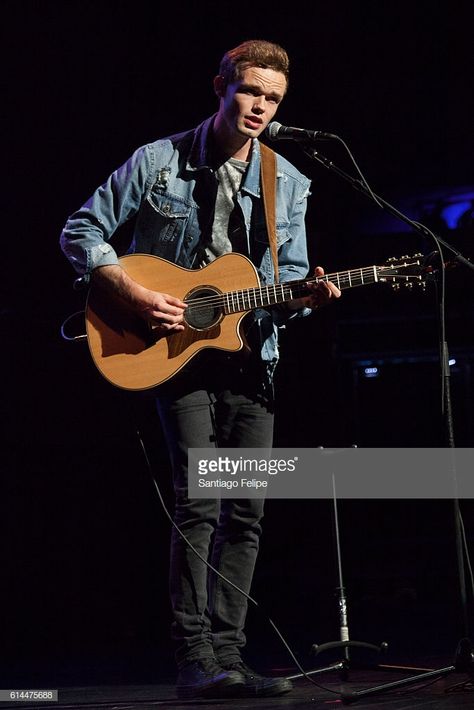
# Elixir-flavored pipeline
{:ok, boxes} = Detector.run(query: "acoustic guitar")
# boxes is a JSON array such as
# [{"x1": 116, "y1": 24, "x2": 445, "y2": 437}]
[{"x1": 85, "y1": 251, "x2": 427, "y2": 391}]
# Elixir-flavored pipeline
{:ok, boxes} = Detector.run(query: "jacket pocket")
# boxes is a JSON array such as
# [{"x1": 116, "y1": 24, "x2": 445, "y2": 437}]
[{"x1": 145, "y1": 196, "x2": 189, "y2": 243}]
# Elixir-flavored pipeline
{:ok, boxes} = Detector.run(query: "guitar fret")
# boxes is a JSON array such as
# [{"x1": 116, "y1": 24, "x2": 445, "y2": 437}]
[
  {"x1": 265, "y1": 285, "x2": 272, "y2": 306},
  {"x1": 267, "y1": 285, "x2": 273, "y2": 306},
  {"x1": 175, "y1": 266, "x2": 389, "y2": 318}
]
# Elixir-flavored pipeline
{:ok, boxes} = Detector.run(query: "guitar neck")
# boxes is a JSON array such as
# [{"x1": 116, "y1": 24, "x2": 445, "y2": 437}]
[{"x1": 221, "y1": 265, "x2": 381, "y2": 314}]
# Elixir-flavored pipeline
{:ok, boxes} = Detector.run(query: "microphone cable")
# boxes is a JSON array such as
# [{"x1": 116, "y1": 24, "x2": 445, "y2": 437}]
[
  {"x1": 135, "y1": 426, "x2": 344, "y2": 696},
  {"x1": 304, "y1": 132, "x2": 386, "y2": 212}
]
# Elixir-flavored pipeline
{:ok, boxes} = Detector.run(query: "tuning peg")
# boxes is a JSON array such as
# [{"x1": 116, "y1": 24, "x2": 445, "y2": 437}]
[
  {"x1": 391, "y1": 283, "x2": 400, "y2": 291},
  {"x1": 404, "y1": 282, "x2": 414, "y2": 290}
]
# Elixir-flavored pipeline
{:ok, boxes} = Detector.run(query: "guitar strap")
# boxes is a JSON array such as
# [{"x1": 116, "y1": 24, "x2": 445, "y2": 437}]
[{"x1": 259, "y1": 142, "x2": 279, "y2": 284}]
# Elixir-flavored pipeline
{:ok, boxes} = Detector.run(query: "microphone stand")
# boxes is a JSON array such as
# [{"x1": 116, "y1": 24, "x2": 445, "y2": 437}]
[
  {"x1": 299, "y1": 143, "x2": 474, "y2": 702},
  {"x1": 303, "y1": 144, "x2": 474, "y2": 274}
]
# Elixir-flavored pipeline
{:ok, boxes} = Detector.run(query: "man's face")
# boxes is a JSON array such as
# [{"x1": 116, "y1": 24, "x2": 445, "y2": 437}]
[{"x1": 216, "y1": 65, "x2": 287, "y2": 140}]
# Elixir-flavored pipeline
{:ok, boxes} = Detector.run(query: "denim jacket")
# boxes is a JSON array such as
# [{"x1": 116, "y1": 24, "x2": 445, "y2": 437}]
[{"x1": 60, "y1": 115, "x2": 311, "y2": 375}]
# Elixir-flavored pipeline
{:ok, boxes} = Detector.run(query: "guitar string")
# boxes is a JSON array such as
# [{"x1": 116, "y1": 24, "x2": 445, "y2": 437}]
[
  {"x1": 184, "y1": 266, "x2": 422, "y2": 313},
  {"x1": 184, "y1": 267, "x2": 379, "y2": 311}
]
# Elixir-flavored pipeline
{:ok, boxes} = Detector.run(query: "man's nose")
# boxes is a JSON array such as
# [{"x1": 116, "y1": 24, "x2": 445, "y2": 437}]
[{"x1": 252, "y1": 96, "x2": 266, "y2": 113}]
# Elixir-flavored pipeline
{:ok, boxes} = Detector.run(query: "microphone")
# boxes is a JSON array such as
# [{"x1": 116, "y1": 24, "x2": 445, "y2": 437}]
[{"x1": 266, "y1": 121, "x2": 336, "y2": 142}]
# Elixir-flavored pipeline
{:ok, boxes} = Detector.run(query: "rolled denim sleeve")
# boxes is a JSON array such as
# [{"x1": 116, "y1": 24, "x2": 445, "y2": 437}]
[{"x1": 60, "y1": 143, "x2": 154, "y2": 278}]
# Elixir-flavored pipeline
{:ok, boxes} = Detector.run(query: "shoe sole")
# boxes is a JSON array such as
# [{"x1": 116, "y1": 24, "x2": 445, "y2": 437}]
[
  {"x1": 236, "y1": 678, "x2": 294, "y2": 697},
  {"x1": 177, "y1": 674, "x2": 245, "y2": 700}
]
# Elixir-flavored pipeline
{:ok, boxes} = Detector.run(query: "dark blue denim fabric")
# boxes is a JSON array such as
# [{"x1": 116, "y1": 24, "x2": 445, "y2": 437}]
[{"x1": 155, "y1": 353, "x2": 274, "y2": 666}]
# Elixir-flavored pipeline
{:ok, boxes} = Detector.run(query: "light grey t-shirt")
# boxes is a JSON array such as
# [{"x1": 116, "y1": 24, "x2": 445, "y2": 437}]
[{"x1": 199, "y1": 157, "x2": 248, "y2": 265}]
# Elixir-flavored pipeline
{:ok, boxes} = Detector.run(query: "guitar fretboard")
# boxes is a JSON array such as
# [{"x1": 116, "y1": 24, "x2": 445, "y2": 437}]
[
  {"x1": 226, "y1": 265, "x2": 381, "y2": 312},
  {"x1": 186, "y1": 265, "x2": 381, "y2": 315}
]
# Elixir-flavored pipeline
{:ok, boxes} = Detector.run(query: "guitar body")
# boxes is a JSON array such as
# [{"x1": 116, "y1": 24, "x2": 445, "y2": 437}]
[{"x1": 86, "y1": 252, "x2": 261, "y2": 391}]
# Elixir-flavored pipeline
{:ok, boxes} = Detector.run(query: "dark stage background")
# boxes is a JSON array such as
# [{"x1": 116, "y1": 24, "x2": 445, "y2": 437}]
[{"x1": 2, "y1": 0, "x2": 474, "y2": 687}]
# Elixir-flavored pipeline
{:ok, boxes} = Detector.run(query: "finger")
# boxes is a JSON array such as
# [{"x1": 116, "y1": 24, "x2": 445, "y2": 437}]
[
  {"x1": 151, "y1": 311, "x2": 185, "y2": 326},
  {"x1": 309, "y1": 280, "x2": 341, "y2": 299},
  {"x1": 162, "y1": 321, "x2": 186, "y2": 331},
  {"x1": 306, "y1": 280, "x2": 330, "y2": 295},
  {"x1": 163, "y1": 294, "x2": 187, "y2": 309},
  {"x1": 154, "y1": 302, "x2": 186, "y2": 317},
  {"x1": 327, "y1": 282, "x2": 341, "y2": 298}
]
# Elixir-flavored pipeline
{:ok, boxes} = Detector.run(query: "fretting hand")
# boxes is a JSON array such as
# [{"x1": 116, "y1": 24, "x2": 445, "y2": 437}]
[{"x1": 288, "y1": 266, "x2": 341, "y2": 311}]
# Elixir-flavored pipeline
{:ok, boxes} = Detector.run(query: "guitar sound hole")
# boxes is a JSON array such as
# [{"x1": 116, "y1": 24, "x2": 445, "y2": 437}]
[{"x1": 184, "y1": 287, "x2": 223, "y2": 330}]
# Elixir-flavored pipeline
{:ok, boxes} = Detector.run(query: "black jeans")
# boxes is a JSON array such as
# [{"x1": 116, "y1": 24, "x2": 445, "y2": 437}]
[{"x1": 155, "y1": 352, "x2": 274, "y2": 667}]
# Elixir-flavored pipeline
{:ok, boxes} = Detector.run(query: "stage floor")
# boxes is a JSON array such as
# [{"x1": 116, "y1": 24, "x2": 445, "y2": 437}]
[{"x1": 2, "y1": 665, "x2": 473, "y2": 710}]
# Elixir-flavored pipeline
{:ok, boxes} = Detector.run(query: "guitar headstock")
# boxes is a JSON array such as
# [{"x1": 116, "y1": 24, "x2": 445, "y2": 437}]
[{"x1": 379, "y1": 253, "x2": 430, "y2": 291}]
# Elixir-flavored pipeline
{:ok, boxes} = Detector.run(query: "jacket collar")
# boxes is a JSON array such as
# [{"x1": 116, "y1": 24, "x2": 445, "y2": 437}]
[{"x1": 186, "y1": 114, "x2": 262, "y2": 197}]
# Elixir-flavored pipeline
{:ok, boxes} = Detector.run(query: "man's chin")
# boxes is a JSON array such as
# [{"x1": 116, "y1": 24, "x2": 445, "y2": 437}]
[{"x1": 239, "y1": 123, "x2": 263, "y2": 139}]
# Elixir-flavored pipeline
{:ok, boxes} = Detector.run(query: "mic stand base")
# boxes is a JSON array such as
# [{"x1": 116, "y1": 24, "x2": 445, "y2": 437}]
[
  {"x1": 286, "y1": 660, "x2": 346, "y2": 681},
  {"x1": 287, "y1": 641, "x2": 389, "y2": 683},
  {"x1": 339, "y1": 637, "x2": 474, "y2": 704}
]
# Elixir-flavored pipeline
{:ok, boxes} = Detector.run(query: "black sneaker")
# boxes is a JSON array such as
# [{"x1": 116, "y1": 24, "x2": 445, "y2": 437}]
[
  {"x1": 176, "y1": 658, "x2": 245, "y2": 699},
  {"x1": 219, "y1": 660, "x2": 293, "y2": 697}
]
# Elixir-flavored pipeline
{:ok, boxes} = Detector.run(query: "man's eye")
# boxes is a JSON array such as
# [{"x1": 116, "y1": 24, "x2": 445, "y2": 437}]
[{"x1": 242, "y1": 88, "x2": 261, "y2": 97}]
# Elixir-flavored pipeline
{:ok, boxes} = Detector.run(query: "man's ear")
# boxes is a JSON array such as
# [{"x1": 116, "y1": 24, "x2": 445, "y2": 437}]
[{"x1": 213, "y1": 75, "x2": 226, "y2": 98}]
